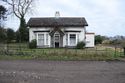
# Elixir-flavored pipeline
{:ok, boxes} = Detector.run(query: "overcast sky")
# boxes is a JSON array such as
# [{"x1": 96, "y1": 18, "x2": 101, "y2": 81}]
[{"x1": 1, "y1": 0, "x2": 125, "y2": 36}]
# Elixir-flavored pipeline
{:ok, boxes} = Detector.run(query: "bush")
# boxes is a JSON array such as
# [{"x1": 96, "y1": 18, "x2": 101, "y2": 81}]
[
  {"x1": 121, "y1": 41, "x2": 125, "y2": 48},
  {"x1": 76, "y1": 41, "x2": 85, "y2": 49},
  {"x1": 29, "y1": 39, "x2": 37, "y2": 49}
]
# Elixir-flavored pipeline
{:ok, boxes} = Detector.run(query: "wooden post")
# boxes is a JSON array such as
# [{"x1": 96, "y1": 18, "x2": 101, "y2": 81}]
[
  {"x1": 123, "y1": 47, "x2": 125, "y2": 56},
  {"x1": 114, "y1": 46, "x2": 117, "y2": 57}
]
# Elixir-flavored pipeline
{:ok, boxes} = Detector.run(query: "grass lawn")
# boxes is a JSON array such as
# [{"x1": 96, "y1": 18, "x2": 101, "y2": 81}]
[{"x1": 0, "y1": 43, "x2": 124, "y2": 61}]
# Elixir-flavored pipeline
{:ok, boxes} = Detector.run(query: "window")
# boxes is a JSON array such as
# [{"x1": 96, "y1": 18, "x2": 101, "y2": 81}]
[
  {"x1": 46, "y1": 34, "x2": 48, "y2": 45},
  {"x1": 38, "y1": 34, "x2": 44, "y2": 46},
  {"x1": 54, "y1": 34, "x2": 60, "y2": 42},
  {"x1": 70, "y1": 34, "x2": 76, "y2": 46}
]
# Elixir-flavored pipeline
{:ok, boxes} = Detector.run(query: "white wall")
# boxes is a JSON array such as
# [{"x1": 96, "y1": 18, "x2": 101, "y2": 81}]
[
  {"x1": 29, "y1": 27, "x2": 51, "y2": 41},
  {"x1": 62, "y1": 27, "x2": 86, "y2": 47},
  {"x1": 29, "y1": 27, "x2": 86, "y2": 47},
  {"x1": 29, "y1": 27, "x2": 51, "y2": 47},
  {"x1": 85, "y1": 33, "x2": 95, "y2": 47}
]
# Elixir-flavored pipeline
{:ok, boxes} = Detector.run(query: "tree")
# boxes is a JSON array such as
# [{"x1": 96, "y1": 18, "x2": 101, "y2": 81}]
[
  {"x1": 0, "y1": 5, "x2": 7, "y2": 43},
  {"x1": 2, "y1": 0, "x2": 34, "y2": 42},
  {"x1": 6, "y1": 28, "x2": 15, "y2": 43},
  {"x1": 0, "y1": 27, "x2": 7, "y2": 43},
  {"x1": 0, "y1": 5, "x2": 7, "y2": 28},
  {"x1": 95, "y1": 35, "x2": 106, "y2": 45}
]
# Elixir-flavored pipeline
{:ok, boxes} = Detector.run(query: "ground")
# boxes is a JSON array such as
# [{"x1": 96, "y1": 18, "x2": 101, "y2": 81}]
[{"x1": 0, "y1": 60, "x2": 125, "y2": 83}]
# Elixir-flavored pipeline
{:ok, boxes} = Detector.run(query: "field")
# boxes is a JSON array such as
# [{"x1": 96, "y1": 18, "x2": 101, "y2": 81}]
[{"x1": 0, "y1": 43, "x2": 124, "y2": 60}]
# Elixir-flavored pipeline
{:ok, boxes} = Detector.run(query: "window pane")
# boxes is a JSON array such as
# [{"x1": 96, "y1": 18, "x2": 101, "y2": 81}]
[
  {"x1": 70, "y1": 34, "x2": 76, "y2": 38},
  {"x1": 55, "y1": 34, "x2": 60, "y2": 42},
  {"x1": 38, "y1": 34, "x2": 44, "y2": 39},
  {"x1": 70, "y1": 34, "x2": 76, "y2": 46},
  {"x1": 38, "y1": 34, "x2": 44, "y2": 46},
  {"x1": 46, "y1": 34, "x2": 48, "y2": 45}
]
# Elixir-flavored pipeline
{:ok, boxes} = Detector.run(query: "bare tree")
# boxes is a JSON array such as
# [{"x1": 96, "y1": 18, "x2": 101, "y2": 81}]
[{"x1": 2, "y1": 0, "x2": 34, "y2": 42}]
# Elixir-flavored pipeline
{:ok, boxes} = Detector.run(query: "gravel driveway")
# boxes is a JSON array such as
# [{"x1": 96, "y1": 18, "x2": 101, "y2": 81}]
[{"x1": 0, "y1": 60, "x2": 125, "y2": 83}]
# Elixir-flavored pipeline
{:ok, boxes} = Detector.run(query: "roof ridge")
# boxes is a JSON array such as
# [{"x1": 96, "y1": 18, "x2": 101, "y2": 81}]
[{"x1": 30, "y1": 17, "x2": 85, "y2": 19}]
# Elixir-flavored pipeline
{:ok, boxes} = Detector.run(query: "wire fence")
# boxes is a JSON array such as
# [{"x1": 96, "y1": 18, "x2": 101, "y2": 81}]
[{"x1": 0, "y1": 43, "x2": 124, "y2": 58}]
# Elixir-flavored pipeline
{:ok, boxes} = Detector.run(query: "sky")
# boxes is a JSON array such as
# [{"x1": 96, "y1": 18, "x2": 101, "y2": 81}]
[{"x1": 1, "y1": 0, "x2": 125, "y2": 37}]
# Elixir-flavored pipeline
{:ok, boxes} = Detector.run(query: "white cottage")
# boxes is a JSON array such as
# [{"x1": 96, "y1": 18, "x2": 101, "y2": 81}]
[{"x1": 27, "y1": 12, "x2": 94, "y2": 48}]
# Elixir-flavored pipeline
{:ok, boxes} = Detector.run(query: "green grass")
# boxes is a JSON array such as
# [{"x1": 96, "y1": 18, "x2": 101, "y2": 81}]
[
  {"x1": 0, "y1": 52, "x2": 123, "y2": 61},
  {"x1": 0, "y1": 43, "x2": 124, "y2": 61}
]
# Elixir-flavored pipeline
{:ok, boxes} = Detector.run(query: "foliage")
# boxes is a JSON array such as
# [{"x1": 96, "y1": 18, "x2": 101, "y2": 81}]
[
  {"x1": 0, "y1": 5, "x2": 7, "y2": 27},
  {"x1": 0, "y1": 44, "x2": 123, "y2": 60},
  {"x1": 17, "y1": 17, "x2": 29, "y2": 42},
  {"x1": 0, "y1": 27, "x2": 7, "y2": 42},
  {"x1": 110, "y1": 39, "x2": 121, "y2": 45},
  {"x1": 29, "y1": 39, "x2": 37, "y2": 49},
  {"x1": 0, "y1": 5, "x2": 7, "y2": 20},
  {"x1": 102, "y1": 40, "x2": 111, "y2": 44},
  {"x1": 2, "y1": 0, "x2": 34, "y2": 42},
  {"x1": 76, "y1": 41, "x2": 85, "y2": 49},
  {"x1": 6, "y1": 28, "x2": 15, "y2": 43},
  {"x1": 15, "y1": 31, "x2": 20, "y2": 43},
  {"x1": 0, "y1": 27, "x2": 15, "y2": 43},
  {"x1": 103, "y1": 35, "x2": 125, "y2": 46},
  {"x1": 121, "y1": 41, "x2": 125, "y2": 48},
  {"x1": 95, "y1": 35, "x2": 106, "y2": 45}
]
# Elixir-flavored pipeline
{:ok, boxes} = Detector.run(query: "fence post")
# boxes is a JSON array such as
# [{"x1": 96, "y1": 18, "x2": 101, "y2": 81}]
[
  {"x1": 64, "y1": 47, "x2": 67, "y2": 56},
  {"x1": 123, "y1": 47, "x2": 125, "y2": 56},
  {"x1": 95, "y1": 47, "x2": 97, "y2": 55},
  {"x1": 85, "y1": 48, "x2": 87, "y2": 55},
  {"x1": 105, "y1": 47, "x2": 108, "y2": 56},
  {"x1": 114, "y1": 46, "x2": 117, "y2": 57},
  {"x1": 75, "y1": 49, "x2": 77, "y2": 56}
]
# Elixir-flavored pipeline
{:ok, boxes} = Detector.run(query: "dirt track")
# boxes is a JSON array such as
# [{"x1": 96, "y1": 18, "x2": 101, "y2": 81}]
[{"x1": 0, "y1": 60, "x2": 125, "y2": 83}]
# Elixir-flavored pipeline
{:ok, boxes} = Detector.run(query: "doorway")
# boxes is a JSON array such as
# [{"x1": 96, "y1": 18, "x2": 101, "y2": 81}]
[
  {"x1": 55, "y1": 42, "x2": 59, "y2": 48},
  {"x1": 54, "y1": 33, "x2": 60, "y2": 48}
]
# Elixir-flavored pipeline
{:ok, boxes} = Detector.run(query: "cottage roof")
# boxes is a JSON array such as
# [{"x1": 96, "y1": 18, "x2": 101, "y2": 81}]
[{"x1": 27, "y1": 17, "x2": 88, "y2": 27}]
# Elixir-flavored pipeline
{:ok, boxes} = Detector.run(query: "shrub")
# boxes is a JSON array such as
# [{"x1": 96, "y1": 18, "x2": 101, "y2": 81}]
[
  {"x1": 76, "y1": 41, "x2": 85, "y2": 49},
  {"x1": 29, "y1": 39, "x2": 37, "y2": 49}
]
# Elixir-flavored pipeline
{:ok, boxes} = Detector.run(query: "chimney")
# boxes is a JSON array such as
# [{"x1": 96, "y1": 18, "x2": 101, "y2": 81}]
[{"x1": 55, "y1": 11, "x2": 60, "y2": 18}]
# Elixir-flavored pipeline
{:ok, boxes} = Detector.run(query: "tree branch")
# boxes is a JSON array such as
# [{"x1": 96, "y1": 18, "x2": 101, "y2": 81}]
[
  {"x1": 17, "y1": 0, "x2": 23, "y2": 17},
  {"x1": 11, "y1": 0, "x2": 21, "y2": 18},
  {"x1": 24, "y1": 0, "x2": 33, "y2": 15},
  {"x1": 2, "y1": 0, "x2": 34, "y2": 18}
]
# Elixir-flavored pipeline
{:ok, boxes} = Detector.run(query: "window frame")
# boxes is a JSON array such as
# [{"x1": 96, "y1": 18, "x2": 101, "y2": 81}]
[
  {"x1": 69, "y1": 34, "x2": 76, "y2": 46},
  {"x1": 38, "y1": 34, "x2": 44, "y2": 46}
]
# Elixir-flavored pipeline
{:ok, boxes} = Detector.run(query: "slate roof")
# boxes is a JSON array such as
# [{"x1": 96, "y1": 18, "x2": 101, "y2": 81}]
[{"x1": 27, "y1": 17, "x2": 88, "y2": 27}]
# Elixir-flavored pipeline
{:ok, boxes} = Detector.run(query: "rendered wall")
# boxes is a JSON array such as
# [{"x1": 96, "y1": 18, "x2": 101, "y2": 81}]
[{"x1": 85, "y1": 33, "x2": 95, "y2": 47}]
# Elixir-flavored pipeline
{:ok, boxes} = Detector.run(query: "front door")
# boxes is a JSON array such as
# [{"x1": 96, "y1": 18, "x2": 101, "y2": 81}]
[{"x1": 54, "y1": 34, "x2": 60, "y2": 48}]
